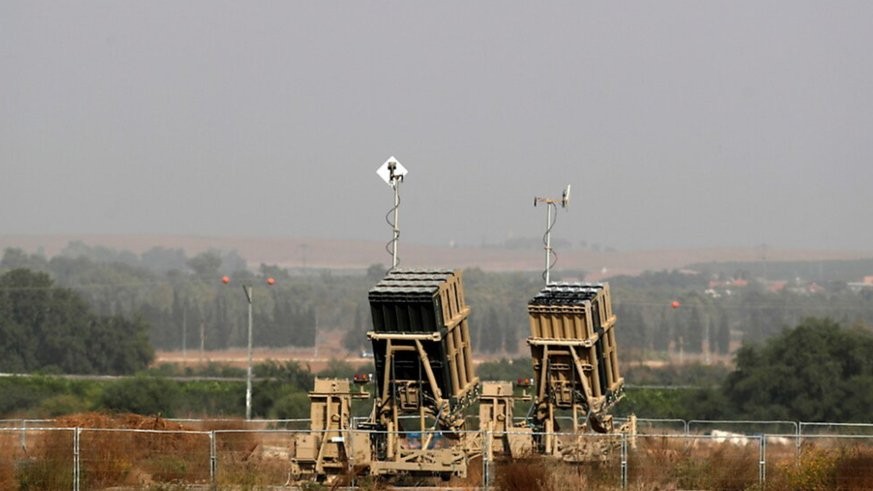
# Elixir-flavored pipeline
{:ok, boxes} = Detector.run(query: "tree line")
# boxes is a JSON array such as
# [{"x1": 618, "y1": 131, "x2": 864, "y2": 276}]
[
  {"x1": 621, "y1": 317, "x2": 873, "y2": 423},
  {"x1": 3, "y1": 243, "x2": 873, "y2": 365},
  {"x1": 1, "y1": 246, "x2": 326, "y2": 352},
  {"x1": 610, "y1": 269, "x2": 873, "y2": 358},
  {"x1": 5, "y1": 317, "x2": 872, "y2": 424},
  {"x1": 0, "y1": 268, "x2": 152, "y2": 374}
]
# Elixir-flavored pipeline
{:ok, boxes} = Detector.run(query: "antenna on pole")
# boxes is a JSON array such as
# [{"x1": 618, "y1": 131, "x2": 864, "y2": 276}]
[
  {"x1": 376, "y1": 156, "x2": 408, "y2": 270},
  {"x1": 534, "y1": 185, "x2": 571, "y2": 284}
]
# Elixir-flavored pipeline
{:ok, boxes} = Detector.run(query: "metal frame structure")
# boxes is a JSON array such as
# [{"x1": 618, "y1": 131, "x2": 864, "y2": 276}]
[
  {"x1": 479, "y1": 381, "x2": 533, "y2": 459},
  {"x1": 362, "y1": 268, "x2": 480, "y2": 477},
  {"x1": 291, "y1": 378, "x2": 369, "y2": 481},
  {"x1": 525, "y1": 282, "x2": 629, "y2": 459},
  {"x1": 291, "y1": 273, "x2": 634, "y2": 482}
]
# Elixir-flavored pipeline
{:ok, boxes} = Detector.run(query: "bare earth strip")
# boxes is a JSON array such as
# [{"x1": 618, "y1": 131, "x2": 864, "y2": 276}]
[
  {"x1": 155, "y1": 330, "x2": 365, "y2": 372},
  {"x1": 156, "y1": 348, "x2": 364, "y2": 373},
  {"x1": 2, "y1": 234, "x2": 872, "y2": 278}
]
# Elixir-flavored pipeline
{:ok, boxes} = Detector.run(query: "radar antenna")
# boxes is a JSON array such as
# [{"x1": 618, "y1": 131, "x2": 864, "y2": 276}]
[
  {"x1": 376, "y1": 156, "x2": 408, "y2": 269},
  {"x1": 533, "y1": 185, "x2": 571, "y2": 284}
]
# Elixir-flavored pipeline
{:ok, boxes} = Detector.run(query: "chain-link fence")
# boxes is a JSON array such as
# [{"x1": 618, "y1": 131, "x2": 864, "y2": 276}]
[{"x1": 2, "y1": 419, "x2": 873, "y2": 489}]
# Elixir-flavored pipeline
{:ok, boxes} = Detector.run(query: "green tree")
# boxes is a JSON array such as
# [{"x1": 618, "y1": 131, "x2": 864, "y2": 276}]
[
  {"x1": 252, "y1": 361, "x2": 316, "y2": 418},
  {"x1": 0, "y1": 269, "x2": 154, "y2": 375},
  {"x1": 140, "y1": 246, "x2": 188, "y2": 274},
  {"x1": 477, "y1": 358, "x2": 531, "y2": 381},
  {"x1": 342, "y1": 304, "x2": 369, "y2": 353},
  {"x1": 100, "y1": 375, "x2": 181, "y2": 416},
  {"x1": 299, "y1": 305, "x2": 316, "y2": 347},
  {"x1": 504, "y1": 321, "x2": 520, "y2": 354},
  {"x1": 1, "y1": 247, "x2": 49, "y2": 272},
  {"x1": 187, "y1": 251, "x2": 222, "y2": 279},
  {"x1": 715, "y1": 309, "x2": 731, "y2": 354},
  {"x1": 723, "y1": 318, "x2": 873, "y2": 422},
  {"x1": 90, "y1": 315, "x2": 155, "y2": 373},
  {"x1": 479, "y1": 307, "x2": 502, "y2": 353}
]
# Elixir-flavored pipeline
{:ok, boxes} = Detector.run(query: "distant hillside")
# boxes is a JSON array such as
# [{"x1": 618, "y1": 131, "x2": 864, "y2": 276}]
[
  {"x1": 688, "y1": 258, "x2": 873, "y2": 283},
  {"x1": 2, "y1": 234, "x2": 872, "y2": 279}
]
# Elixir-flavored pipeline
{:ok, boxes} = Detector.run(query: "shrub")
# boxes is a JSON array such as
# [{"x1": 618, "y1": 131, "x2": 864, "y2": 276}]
[{"x1": 99, "y1": 375, "x2": 181, "y2": 417}]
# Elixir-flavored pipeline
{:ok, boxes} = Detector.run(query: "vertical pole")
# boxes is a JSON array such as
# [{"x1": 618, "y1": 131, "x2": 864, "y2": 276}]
[
  {"x1": 20, "y1": 419, "x2": 26, "y2": 452},
  {"x1": 796, "y1": 423, "x2": 802, "y2": 461},
  {"x1": 621, "y1": 432, "x2": 628, "y2": 489},
  {"x1": 245, "y1": 286, "x2": 253, "y2": 421},
  {"x1": 209, "y1": 431, "x2": 217, "y2": 485},
  {"x1": 545, "y1": 203, "x2": 552, "y2": 284},
  {"x1": 759, "y1": 435, "x2": 766, "y2": 486},
  {"x1": 73, "y1": 428, "x2": 81, "y2": 491},
  {"x1": 392, "y1": 180, "x2": 400, "y2": 269}
]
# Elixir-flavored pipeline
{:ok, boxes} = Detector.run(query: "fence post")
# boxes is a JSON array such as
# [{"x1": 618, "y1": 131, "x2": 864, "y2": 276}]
[
  {"x1": 758, "y1": 434, "x2": 766, "y2": 486},
  {"x1": 620, "y1": 432, "x2": 628, "y2": 489},
  {"x1": 209, "y1": 431, "x2": 217, "y2": 488},
  {"x1": 20, "y1": 419, "x2": 26, "y2": 451},
  {"x1": 73, "y1": 428, "x2": 81, "y2": 491},
  {"x1": 796, "y1": 422, "x2": 803, "y2": 461}
]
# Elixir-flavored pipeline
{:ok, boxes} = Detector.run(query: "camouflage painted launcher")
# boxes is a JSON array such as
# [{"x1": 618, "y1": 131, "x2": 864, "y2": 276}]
[
  {"x1": 527, "y1": 282, "x2": 623, "y2": 432},
  {"x1": 368, "y1": 269, "x2": 479, "y2": 427}
]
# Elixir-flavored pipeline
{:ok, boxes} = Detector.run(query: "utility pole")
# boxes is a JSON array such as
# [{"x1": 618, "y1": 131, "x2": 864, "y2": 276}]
[{"x1": 222, "y1": 275, "x2": 276, "y2": 420}]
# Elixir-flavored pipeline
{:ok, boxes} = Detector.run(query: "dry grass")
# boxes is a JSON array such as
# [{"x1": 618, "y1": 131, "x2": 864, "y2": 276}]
[
  {"x1": 19, "y1": 412, "x2": 209, "y2": 489},
  {"x1": 0, "y1": 432, "x2": 19, "y2": 489},
  {"x1": 492, "y1": 457, "x2": 619, "y2": 490},
  {"x1": 833, "y1": 447, "x2": 873, "y2": 490},
  {"x1": 10, "y1": 415, "x2": 873, "y2": 490},
  {"x1": 765, "y1": 444, "x2": 873, "y2": 490},
  {"x1": 208, "y1": 420, "x2": 297, "y2": 488},
  {"x1": 1, "y1": 428, "x2": 73, "y2": 491},
  {"x1": 628, "y1": 436, "x2": 759, "y2": 491},
  {"x1": 86, "y1": 413, "x2": 207, "y2": 488}
]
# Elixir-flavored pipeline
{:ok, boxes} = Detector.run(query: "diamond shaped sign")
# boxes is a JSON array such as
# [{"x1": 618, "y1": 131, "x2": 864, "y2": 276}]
[{"x1": 376, "y1": 156, "x2": 408, "y2": 186}]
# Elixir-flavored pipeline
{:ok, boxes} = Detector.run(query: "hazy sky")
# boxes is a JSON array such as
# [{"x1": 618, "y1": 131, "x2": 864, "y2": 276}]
[{"x1": 2, "y1": 2, "x2": 872, "y2": 251}]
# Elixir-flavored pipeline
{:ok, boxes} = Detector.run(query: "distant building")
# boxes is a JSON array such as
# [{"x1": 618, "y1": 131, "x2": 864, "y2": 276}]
[
  {"x1": 848, "y1": 275, "x2": 873, "y2": 293},
  {"x1": 705, "y1": 277, "x2": 749, "y2": 297},
  {"x1": 787, "y1": 281, "x2": 825, "y2": 295},
  {"x1": 765, "y1": 280, "x2": 787, "y2": 293}
]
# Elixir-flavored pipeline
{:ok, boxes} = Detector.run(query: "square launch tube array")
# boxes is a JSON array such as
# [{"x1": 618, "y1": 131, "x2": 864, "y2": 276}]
[
  {"x1": 528, "y1": 282, "x2": 623, "y2": 405},
  {"x1": 368, "y1": 269, "x2": 477, "y2": 410}
]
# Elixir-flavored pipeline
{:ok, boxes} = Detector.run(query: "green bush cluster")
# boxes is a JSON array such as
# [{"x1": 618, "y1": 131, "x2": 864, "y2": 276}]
[
  {"x1": 0, "y1": 269, "x2": 153, "y2": 375},
  {"x1": 0, "y1": 359, "x2": 374, "y2": 420}
]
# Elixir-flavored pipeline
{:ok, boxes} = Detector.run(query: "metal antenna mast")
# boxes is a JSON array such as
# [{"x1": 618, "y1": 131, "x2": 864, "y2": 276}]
[
  {"x1": 377, "y1": 156, "x2": 408, "y2": 269},
  {"x1": 533, "y1": 185, "x2": 571, "y2": 284}
]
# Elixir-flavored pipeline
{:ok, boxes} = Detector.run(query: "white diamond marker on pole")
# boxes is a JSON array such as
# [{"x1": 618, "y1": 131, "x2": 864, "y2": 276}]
[{"x1": 376, "y1": 156, "x2": 408, "y2": 186}]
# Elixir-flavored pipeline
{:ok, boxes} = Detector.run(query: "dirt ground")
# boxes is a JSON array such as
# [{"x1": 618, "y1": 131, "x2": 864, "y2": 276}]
[
  {"x1": 155, "y1": 328, "x2": 372, "y2": 372},
  {"x1": 154, "y1": 325, "x2": 547, "y2": 372}
]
